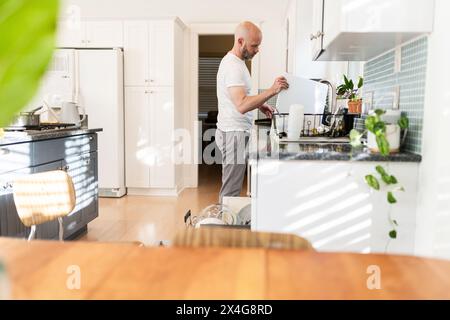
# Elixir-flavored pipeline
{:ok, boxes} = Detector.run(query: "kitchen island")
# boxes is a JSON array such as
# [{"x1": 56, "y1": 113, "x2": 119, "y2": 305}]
[
  {"x1": 249, "y1": 126, "x2": 422, "y2": 255},
  {"x1": 0, "y1": 128, "x2": 102, "y2": 240}
]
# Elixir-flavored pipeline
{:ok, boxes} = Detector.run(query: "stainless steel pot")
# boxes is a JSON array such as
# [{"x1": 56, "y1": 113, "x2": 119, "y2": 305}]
[{"x1": 9, "y1": 106, "x2": 42, "y2": 128}]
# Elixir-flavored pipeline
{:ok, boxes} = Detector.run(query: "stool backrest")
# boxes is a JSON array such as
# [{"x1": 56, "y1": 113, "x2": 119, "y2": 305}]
[{"x1": 13, "y1": 170, "x2": 76, "y2": 227}]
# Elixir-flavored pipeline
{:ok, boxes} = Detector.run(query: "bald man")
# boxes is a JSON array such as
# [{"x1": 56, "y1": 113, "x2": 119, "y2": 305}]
[{"x1": 215, "y1": 21, "x2": 289, "y2": 202}]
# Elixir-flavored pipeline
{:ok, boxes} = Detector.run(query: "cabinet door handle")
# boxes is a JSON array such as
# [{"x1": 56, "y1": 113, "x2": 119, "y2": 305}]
[
  {"x1": 89, "y1": 136, "x2": 94, "y2": 141},
  {"x1": 0, "y1": 148, "x2": 10, "y2": 156},
  {"x1": 60, "y1": 165, "x2": 70, "y2": 172},
  {"x1": 2, "y1": 182, "x2": 13, "y2": 191},
  {"x1": 310, "y1": 31, "x2": 324, "y2": 40},
  {"x1": 247, "y1": 163, "x2": 252, "y2": 197}
]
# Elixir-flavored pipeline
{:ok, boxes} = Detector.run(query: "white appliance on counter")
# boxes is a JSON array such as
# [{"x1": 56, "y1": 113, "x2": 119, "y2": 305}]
[{"x1": 30, "y1": 48, "x2": 126, "y2": 198}]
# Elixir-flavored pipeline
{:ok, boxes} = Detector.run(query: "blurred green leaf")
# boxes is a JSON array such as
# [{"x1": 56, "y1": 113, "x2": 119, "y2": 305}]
[
  {"x1": 389, "y1": 175, "x2": 398, "y2": 184},
  {"x1": 381, "y1": 174, "x2": 392, "y2": 184},
  {"x1": 381, "y1": 174, "x2": 397, "y2": 184},
  {"x1": 398, "y1": 116, "x2": 409, "y2": 130},
  {"x1": 389, "y1": 230, "x2": 397, "y2": 239},
  {"x1": 373, "y1": 122, "x2": 386, "y2": 136},
  {"x1": 376, "y1": 165, "x2": 387, "y2": 176},
  {"x1": 365, "y1": 175, "x2": 380, "y2": 191},
  {"x1": 374, "y1": 109, "x2": 386, "y2": 117},
  {"x1": 365, "y1": 116, "x2": 377, "y2": 133},
  {"x1": 357, "y1": 77, "x2": 364, "y2": 89},
  {"x1": 0, "y1": 0, "x2": 59, "y2": 127},
  {"x1": 350, "y1": 129, "x2": 363, "y2": 147},
  {"x1": 344, "y1": 75, "x2": 350, "y2": 86},
  {"x1": 393, "y1": 220, "x2": 398, "y2": 226},
  {"x1": 387, "y1": 192, "x2": 397, "y2": 204},
  {"x1": 349, "y1": 79, "x2": 354, "y2": 90},
  {"x1": 376, "y1": 134, "x2": 390, "y2": 156}
]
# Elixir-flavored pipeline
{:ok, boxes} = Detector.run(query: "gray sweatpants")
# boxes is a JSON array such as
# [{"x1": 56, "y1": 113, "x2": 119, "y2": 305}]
[{"x1": 215, "y1": 129, "x2": 250, "y2": 203}]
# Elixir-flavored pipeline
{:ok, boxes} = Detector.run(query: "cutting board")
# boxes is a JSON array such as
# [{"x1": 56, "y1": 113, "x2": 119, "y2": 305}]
[{"x1": 275, "y1": 74, "x2": 328, "y2": 114}]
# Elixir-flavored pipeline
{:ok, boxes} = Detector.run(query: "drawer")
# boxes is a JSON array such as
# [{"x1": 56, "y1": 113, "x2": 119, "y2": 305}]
[
  {"x1": 33, "y1": 133, "x2": 98, "y2": 166},
  {"x1": 0, "y1": 143, "x2": 33, "y2": 174}
]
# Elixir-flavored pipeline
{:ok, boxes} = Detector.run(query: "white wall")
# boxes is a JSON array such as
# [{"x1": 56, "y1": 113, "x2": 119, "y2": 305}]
[
  {"x1": 61, "y1": 0, "x2": 290, "y2": 89},
  {"x1": 415, "y1": 0, "x2": 450, "y2": 260}
]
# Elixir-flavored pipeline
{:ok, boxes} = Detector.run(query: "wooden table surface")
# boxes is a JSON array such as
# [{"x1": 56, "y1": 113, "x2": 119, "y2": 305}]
[{"x1": 0, "y1": 237, "x2": 449, "y2": 300}]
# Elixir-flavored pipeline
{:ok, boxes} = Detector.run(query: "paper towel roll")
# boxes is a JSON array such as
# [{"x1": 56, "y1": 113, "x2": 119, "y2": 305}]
[{"x1": 288, "y1": 104, "x2": 304, "y2": 140}]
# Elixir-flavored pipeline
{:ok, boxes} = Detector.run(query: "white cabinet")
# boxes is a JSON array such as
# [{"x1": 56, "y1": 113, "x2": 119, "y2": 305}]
[
  {"x1": 311, "y1": 0, "x2": 435, "y2": 61},
  {"x1": 124, "y1": 21, "x2": 174, "y2": 86},
  {"x1": 252, "y1": 159, "x2": 419, "y2": 255},
  {"x1": 124, "y1": 87, "x2": 150, "y2": 188},
  {"x1": 148, "y1": 87, "x2": 175, "y2": 188},
  {"x1": 125, "y1": 87, "x2": 176, "y2": 190},
  {"x1": 124, "y1": 21, "x2": 149, "y2": 86},
  {"x1": 57, "y1": 20, "x2": 123, "y2": 48},
  {"x1": 84, "y1": 21, "x2": 124, "y2": 47},
  {"x1": 311, "y1": 0, "x2": 325, "y2": 60},
  {"x1": 124, "y1": 19, "x2": 185, "y2": 196},
  {"x1": 57, "y1": 20, "x2": 85, "y2": 47}
]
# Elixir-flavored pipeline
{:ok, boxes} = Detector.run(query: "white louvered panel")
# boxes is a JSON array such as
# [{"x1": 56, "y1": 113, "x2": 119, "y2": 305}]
[{"x1": 199, "y1": 57, "x2": 221, "y2": 113}]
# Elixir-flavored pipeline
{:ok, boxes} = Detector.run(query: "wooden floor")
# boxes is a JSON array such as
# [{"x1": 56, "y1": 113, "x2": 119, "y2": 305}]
[{"x1": 80, "y1": 164, "x2": 248, "y2": 245}]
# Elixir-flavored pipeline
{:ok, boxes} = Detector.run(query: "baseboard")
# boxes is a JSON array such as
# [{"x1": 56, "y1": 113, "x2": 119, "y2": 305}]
[
  {"x1": 99, "y1": 187, "x2": 127, "y2": 198},
  {"x1": 127, "y1": 187, "x2": 179, "y2": 197}
]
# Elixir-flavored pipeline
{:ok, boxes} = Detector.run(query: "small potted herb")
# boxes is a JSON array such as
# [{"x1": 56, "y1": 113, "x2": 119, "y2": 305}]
[{"x1": 337, "y1": 75, "x2": 364, "y2": 114}]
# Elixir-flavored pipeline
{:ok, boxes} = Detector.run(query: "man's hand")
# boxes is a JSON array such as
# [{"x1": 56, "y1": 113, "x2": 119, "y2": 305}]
[
  {"x1": 270, "y1": 76, "x2": 289, "y2": 95},
  {"x1": 258, "y1": 103, "x2": 275, "y2": 119}
]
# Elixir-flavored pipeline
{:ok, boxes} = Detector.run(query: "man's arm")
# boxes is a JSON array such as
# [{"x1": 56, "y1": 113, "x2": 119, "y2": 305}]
[{"x1": 229, "y1": 76, "x2": 289, "y2": 114}]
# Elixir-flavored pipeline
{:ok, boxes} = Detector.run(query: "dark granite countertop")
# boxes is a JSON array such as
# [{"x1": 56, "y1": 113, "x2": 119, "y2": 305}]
[
  {"x1": 0, "y1": 128, "x2": 103, "y2": 147},
  {"x1": 250, "y1": 127, "x2": 422, "y2": 163}
]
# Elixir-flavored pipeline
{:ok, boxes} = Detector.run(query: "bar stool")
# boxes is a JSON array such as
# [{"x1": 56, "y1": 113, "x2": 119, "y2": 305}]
[{"x1": 13, "y1": 170, "x2": 76, "y2": 241}]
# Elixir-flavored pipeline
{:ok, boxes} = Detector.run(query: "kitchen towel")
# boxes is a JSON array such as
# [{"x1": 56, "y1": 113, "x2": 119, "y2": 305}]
[{"x1": 288, "y1": 104, "x2": 304, "y2": 140}]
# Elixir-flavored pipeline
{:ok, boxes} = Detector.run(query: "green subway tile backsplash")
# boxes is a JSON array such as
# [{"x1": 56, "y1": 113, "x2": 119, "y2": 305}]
[{"x1": 362, "y1": 36, "x2": 428, "y2": 154}]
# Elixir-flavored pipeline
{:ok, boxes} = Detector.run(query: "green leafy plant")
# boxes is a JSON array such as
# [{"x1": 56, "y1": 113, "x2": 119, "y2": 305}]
[
  {"x1": 0, "y1": 0, "x2": 59, "y2": 128},
  {"x1": 337, "y1": 75, "x2": 364, "y2": 101},
  {"x1": 350, "y1": 109, "x2": 410, "y2": 244}
]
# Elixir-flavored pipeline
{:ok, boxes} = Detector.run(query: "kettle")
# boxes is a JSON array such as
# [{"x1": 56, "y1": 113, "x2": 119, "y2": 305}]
[{"x1": 44, "y1": 101, "x2": 86, "y2": 127}]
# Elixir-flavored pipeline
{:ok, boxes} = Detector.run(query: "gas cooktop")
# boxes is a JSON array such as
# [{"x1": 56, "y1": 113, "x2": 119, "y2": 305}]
[{"x1": 3, "y1": 123, "x2": 81, "y2": 137}]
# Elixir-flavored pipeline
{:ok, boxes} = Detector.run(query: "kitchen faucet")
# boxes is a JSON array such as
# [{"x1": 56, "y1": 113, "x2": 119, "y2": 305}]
[{"x1": 318, "y1": 79, "x2": 336, "y2": 114}]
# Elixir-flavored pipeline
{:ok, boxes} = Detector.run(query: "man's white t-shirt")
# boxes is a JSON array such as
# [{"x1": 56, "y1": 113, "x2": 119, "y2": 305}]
[{"x1": 216, "y1": 52, "x2": 253, "y2": 132}]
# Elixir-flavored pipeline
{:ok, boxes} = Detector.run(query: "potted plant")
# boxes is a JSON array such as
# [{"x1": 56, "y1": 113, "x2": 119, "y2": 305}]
[
  {"x1": 350, "y1": 109, "x2": 410, "y2": 251},
  {"x1": 337, "y1": 75, "x2": 364, "y2": 114}
]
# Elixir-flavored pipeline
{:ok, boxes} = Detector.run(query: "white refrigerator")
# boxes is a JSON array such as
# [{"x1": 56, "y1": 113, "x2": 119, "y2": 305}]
[{"x1": 32, "y1": 48, "x2": 126, "y2": 198}]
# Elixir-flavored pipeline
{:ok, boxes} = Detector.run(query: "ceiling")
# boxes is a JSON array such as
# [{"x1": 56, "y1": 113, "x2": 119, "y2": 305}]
[{"x1": 61, "y1": 0, "x2": 291, "y2": 23}]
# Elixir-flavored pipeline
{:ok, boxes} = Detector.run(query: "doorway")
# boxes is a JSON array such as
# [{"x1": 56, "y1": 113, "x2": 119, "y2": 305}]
[
  {"x1": 197, "y1": 35, "x2": 252, "y2": 196},
  {"x1": 187, "y1": 23, "x2": 261, "y2": 190},
  {"x1": 197, "y1": 35, "x2": 233, "y2": 191}
]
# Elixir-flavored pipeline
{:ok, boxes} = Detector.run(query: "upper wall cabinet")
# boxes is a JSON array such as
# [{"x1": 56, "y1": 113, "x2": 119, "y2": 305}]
[
  {"x1": 311, "y1": 0, "x2": 435, "y2": 61},
  {"x1": 57, "y1": 20, "x2": 124, "y2": 48},
  {"x1": 123, "y1": 21, "x2": 174, "y2": 87}
]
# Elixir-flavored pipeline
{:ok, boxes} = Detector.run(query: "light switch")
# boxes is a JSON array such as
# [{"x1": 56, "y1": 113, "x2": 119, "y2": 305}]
[
  {"x1": 393, "y1": 86, "x2": 400, "y2": 110},
  {"x1": 394, "y1": 46, "x2": 402, "y2": 74}
]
